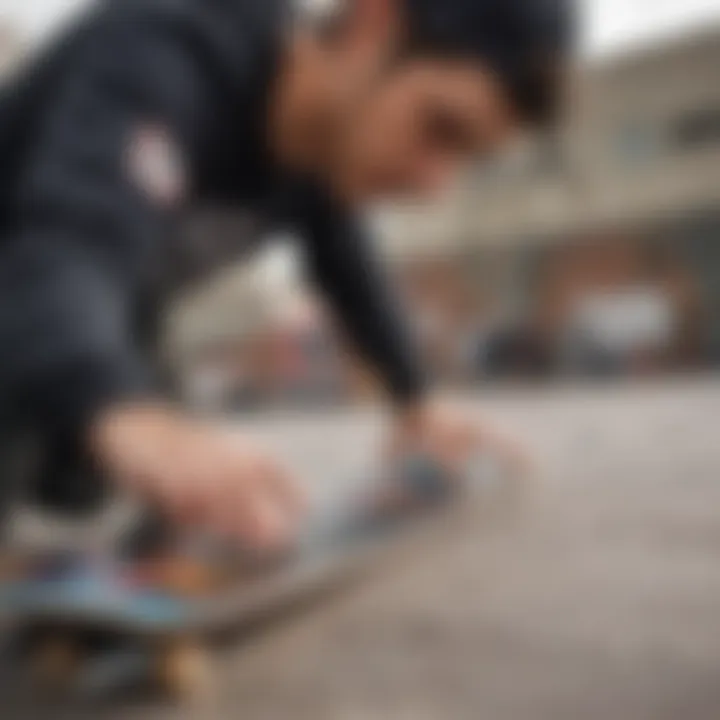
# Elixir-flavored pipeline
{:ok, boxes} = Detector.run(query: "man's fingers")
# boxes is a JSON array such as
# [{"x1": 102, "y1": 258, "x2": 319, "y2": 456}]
[
  {"x1": 258, "y1": 456, "x2": 306, "y2": 518},
  {"x1": 476, "y1": 425, "x2": 532, "y2": 476},
  {"x1": 154, "y1": 468, "x2": 211, "y2": 528},
  {"x1": 135, "y1": 453, "x2": 288, "y2": 552},
  {"x1": 389, "y1": 404, "x2": 531, "y2": 482},
  {"x1": 222, "y1": 488, "x2": 292, "y2": 550},
  {"x1": 206, "y1": 453, "x2": 297, "y2": 549}
]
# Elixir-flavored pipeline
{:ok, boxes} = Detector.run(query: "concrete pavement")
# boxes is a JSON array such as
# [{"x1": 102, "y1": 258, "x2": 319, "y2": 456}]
[{"x1": 4, "y1": 378, "x2": 720, "y2": 719}]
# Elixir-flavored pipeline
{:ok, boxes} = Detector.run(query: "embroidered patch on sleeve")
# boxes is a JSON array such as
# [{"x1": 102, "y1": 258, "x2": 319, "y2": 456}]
[{"x1": 125, "y1": 123, "x2": 188, "y2": 208}]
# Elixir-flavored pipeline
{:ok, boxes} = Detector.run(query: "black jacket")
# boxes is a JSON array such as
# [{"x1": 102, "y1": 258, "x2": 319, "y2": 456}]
[{"x1": 0, "y1": 0, "x2": 423, "y2": 440}]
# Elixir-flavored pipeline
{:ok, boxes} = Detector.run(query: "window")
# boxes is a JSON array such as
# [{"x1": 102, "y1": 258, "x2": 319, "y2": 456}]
[
  {"x1": 615, "y1": 122, "x2": 662, "y2": 163},
  {"x1": 673, "y1": 107, "x2": 720, "y2": 149}
]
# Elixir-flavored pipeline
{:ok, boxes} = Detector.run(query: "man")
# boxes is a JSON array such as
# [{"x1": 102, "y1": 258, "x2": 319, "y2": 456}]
[{"x1": 0, "y1": 0, "x2": 572, "y2": 551}]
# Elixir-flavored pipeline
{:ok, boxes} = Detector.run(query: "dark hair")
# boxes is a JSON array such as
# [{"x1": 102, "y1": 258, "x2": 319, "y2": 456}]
[{"x1": 400, "y1": 0, "x2": 575, "y2": 126}]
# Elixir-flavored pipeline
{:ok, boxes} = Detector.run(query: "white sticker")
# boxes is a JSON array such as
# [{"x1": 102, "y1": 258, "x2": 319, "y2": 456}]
[{"x1": 126, "y1": 123, "x2": 188, "y2": 208}]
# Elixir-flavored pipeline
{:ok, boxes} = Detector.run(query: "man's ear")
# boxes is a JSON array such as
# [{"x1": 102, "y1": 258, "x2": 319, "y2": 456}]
[{"x1": 342, "y1": 0, "x2": 401, "y2": 55}]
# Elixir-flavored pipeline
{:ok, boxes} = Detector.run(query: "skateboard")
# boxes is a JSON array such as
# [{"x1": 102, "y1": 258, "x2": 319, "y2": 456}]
[{"x1": 0, "y1": 454, "x2": 513, "y2": 701}]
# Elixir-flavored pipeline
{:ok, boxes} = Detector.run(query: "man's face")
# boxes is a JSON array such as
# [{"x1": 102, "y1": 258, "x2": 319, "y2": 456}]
[{"x1": 329, "y1": 59, "x2": 518, "y2": 202}]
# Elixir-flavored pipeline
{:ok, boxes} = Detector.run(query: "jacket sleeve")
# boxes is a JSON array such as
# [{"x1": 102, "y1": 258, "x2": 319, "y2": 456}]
[
  {"x1": 0, "y1": 12, "x2": 215, "y2": 435},
  {"x1": 300, "y1": 193, "x2": 426, "y2": 406}
]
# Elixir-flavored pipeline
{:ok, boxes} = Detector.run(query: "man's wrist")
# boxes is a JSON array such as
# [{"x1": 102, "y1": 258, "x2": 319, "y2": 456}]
[
  {"x1": 391, "y1": 392, "x2": 432, "y2": 430},
  {"x1": 388, "y1": 371, "x2": 427, "y2": 412}
]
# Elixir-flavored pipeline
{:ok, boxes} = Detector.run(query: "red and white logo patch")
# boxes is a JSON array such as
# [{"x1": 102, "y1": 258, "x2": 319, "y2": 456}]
[{"x1": 125, "y1": 123, "x2": 188, "y2": 208}]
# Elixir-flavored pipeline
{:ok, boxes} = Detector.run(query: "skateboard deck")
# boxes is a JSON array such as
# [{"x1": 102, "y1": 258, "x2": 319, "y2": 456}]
[{"x1": 0, "y1": 455, "x2": 513, "y2": 698}]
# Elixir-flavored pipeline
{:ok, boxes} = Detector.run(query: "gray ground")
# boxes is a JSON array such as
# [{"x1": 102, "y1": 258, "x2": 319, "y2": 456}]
[{"x1": 4, "y1": 378, "x2": 720, "y2": 720}]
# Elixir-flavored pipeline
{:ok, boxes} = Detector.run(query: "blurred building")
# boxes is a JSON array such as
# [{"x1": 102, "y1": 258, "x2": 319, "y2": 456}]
[
  {"x1": 383, "y1": 28, "x2": 720, "y2": 253},
  {"x1": 379, "y1": 28, "x2": 720, "y2": 380}
]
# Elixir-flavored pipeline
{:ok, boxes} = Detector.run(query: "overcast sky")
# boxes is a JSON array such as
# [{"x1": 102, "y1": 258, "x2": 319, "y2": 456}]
[{"x1": 1, "y1": 0, "x2": 719, "y2": 58}]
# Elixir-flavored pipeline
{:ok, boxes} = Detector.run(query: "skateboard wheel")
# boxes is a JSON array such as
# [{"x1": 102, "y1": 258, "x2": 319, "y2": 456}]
[
  {"x1": 156, "y1": 641, "x2": 212, "y2": 701},
  {"x1": 30, "y1": 635, "x2": 81, "y2": 693}
]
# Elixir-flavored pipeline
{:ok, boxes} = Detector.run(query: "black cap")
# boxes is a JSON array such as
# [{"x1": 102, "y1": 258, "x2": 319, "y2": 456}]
[{"x1": 401, "y1": 0, "x2": 575, "y2": 125}]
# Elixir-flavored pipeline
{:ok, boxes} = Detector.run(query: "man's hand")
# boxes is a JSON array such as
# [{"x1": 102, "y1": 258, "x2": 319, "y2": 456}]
[
  {"x1": 389, "y1": 397, "x2": 528, "y2": 477},
  {"x1": 91, "y1": 405, "x2": 304, "y2": 550}
]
